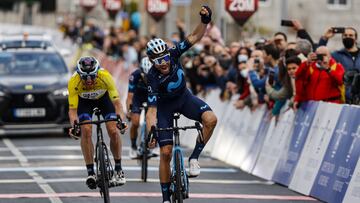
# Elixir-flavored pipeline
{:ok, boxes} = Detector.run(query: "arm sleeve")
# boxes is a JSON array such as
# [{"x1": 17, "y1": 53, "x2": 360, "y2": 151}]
[
  {"x1": 329, "y1": 63, "x2": 345, "y2": 85},
  {"x1": 169, "y1": 39, "x2": 193, "y2": 58},
  {"x1": 297, "y1": 29, "x2": 315, "y2": 48},
  {"x1": 68, "y1": 78, "x2": 79, "y2": 109},
  {"x1": 147, "y1": 73, "x2": 159, "y2": 107},
  {"x1": 105, "y1": 72, "x2": 120, "y2": 101},
  {"x1": 266, "y1": 85, "x2": 292, "y2": 100},
  {"x1": 318, "y1": 37, "x2": 328, "y2": 47},
  {"x1": 128, "y1": 71, "x2": 139, "y2": 93},
  {"x1": 248, "y1": 70, "x2": 266, "y2": 89}
]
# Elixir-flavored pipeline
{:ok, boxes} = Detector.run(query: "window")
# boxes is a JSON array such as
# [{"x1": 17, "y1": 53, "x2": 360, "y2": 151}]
[
  {"x1": 0, "y1": 0, "x2": 15, "y2": 11},
  {"x1": 327, "y1": 0, "x2": 350, "y2": 10},
  {"x1": 39, "y1": 0, "x2": 56, "y2": 13}
]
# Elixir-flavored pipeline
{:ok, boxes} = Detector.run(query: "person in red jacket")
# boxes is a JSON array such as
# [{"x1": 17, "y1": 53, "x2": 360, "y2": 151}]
[{"x1": 295, "y1": 46, "x2": 345, "y2": 104}]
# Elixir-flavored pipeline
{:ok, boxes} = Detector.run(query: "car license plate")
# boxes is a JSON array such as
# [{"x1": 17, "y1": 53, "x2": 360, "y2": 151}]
[{"x1": 14, "y1": 108, "x2": 46, "y2": 118}]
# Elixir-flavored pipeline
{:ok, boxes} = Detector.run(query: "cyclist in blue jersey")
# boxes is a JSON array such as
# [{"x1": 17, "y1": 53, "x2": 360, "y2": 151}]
[
  {"x1": 145, "y1": 6, "x2": 217, "y2": 203},
  {"x1": 126, "y1": 57, "x2": 152, "y2": 158}
]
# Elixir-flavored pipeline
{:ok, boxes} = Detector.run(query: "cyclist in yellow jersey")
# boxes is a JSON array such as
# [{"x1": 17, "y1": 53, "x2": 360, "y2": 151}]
[{"x1": 68, "y1": 56, "x2": 127, "y2": 189}]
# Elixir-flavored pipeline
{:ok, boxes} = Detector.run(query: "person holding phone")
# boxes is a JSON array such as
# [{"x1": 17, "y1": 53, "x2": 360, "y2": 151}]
[
  {"x1": 319, "y1": 27, "x2": 360, "y2": 103},
  {"x1": 295, "y1": 46, "x2": 345, "y2": 104}
]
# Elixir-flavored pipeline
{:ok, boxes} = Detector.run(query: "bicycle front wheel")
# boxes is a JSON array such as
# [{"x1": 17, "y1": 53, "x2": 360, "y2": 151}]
[
  {"x1": 97, "y1": 142, "x2": 110, "y2": 203},
  {"x1": 173, "y1": 151, "x2": 183, "y2": 203}
]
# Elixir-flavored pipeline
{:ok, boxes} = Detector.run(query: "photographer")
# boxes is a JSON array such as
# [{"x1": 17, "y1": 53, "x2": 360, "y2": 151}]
[
  {"x1": 319, "y1": 27, "x2": 360, "y2": 103},
  {"x1": 295, "y1": 46, "x2": 345, "y2": 104}
]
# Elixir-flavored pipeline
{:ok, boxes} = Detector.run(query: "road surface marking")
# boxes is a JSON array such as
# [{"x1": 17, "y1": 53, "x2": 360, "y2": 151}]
[
  {"x1": 0, "y1": 192, "x2": 317, "y2": 201},
  {"x1": 0, "y1": 178, "x2": 273, "y2": 185},
  {"x1": 0, "y1": 165, "x2": 237, "y2": 173},
  {"x1": 2, "y1": 139, "x2": 63, "y2": 203}
]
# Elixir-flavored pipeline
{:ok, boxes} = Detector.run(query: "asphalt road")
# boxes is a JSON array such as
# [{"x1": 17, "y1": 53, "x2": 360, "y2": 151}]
[{"x1": 0, "y1": 129, "x2": 320, "y2": 203}]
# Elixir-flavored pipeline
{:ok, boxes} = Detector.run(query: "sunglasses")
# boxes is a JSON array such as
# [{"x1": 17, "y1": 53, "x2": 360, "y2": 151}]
[
  {"x1": 80, "y1": 73, "x2": 97, "y2": 81},
  {"x1": 153, "y1": 53, "x2": 170, "y2": 65}
]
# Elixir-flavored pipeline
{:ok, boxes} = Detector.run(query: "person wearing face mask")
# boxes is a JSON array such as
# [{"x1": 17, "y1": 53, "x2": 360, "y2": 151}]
[
  {"x1": 319, "y1": 27, "x2": 360, "y2": 71},
  {"x1": 232, "y1": 54, "x2": 251, "y2": 109},
  {"x1": 319, "y1": 27, "x2": 360, "y2": 103},
  {"x1": 295, "y1": 46, "x2": 345, "y2": 104}
]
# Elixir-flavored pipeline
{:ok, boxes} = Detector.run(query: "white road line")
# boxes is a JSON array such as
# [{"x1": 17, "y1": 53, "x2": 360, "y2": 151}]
[
  {"x1": 0, "y1": 166, "x2": 237, "y2": 173},
  {"x1": 0, "y1": 178, "x2": 273, "y2": 185},
  {"x1": 2, "y1": 139, "x2": 63, "y2": 203},
  {"x1": 0, "y1": 146, "x2": 131, "y2": 152}
]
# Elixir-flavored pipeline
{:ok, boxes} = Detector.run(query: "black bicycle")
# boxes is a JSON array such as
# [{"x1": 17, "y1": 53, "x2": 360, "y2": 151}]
[
  {"x1": 148, "y1": 113, "x2": 203, "y2": 203},
  {"x1": 73, "y1": 108, "x2": 126, "y2": 203}
]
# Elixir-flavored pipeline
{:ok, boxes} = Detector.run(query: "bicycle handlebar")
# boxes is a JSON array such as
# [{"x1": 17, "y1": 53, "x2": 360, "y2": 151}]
[
  {"x1": 147, "y1": 121, "x2": 204, "y2": 146},
  {"x1": 76, "y1": 118, "x2": 119, "y2": 126}
]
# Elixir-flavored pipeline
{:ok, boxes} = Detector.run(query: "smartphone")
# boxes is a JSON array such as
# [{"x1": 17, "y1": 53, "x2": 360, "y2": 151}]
[
  {"x1": 281, "y1": 20, "x2": 294, "y2": 27},
  {"x1": 332, "y1": 27, "x2": 345, "y2": 34},
  {"x1": 254, "y1": 58, "x2": 260, "y2": 64},
  {"x1": 268, "y1": 71, "x2": 275, "y2": 86}
]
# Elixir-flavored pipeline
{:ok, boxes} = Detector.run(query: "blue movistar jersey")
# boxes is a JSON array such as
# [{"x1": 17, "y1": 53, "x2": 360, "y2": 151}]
[
  {"x1": 147, "y1": 39, "x2": 192, "y2": 106},
  {"x1": 128, "y1": 69, "x2": 147, "y2": 96}
]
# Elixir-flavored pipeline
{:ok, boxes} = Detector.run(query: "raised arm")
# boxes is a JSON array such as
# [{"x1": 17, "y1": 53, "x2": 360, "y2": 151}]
[{"x1": 186, "y1": 6, "x2": 212, "y2": 45}]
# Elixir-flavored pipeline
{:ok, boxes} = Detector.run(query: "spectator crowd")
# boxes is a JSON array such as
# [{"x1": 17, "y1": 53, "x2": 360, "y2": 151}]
[{"x1": 59, "y1": 15, "x2": 360, "y2": 118}]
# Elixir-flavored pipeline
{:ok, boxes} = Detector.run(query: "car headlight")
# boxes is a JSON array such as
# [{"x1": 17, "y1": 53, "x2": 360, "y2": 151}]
[
  {"x1": 53, "y1": 88, "x2": 69, "y2": 97},
  {"x1": 0, "y1": 90, "x2": 5, "y2": 97}
]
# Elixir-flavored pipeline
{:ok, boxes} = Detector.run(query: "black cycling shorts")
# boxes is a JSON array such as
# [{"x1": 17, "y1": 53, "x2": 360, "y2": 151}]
[{"x1": 77, "y1": 92, "x2": 116, "y2": 122}]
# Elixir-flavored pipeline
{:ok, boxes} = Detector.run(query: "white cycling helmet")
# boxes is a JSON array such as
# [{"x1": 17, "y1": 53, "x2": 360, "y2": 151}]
[
  {"x1": 140, "y1": 57, "x2": 152, "y2": 74},
  {"x1": 76, "y1": 56, "x2": 100, "y2": 80},
  {"x1": 146, "y1": 38, "x2": 168, "y2": 58}
]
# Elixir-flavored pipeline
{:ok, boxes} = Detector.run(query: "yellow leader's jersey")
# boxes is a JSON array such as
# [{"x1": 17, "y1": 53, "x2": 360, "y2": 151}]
[{"x1": 68, "y1": 68, "x2": 120, "y2": 109}]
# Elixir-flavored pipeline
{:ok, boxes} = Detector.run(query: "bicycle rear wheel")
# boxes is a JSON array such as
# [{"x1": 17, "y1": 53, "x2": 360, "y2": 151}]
[
  {"x1": 97, "y1": 142, "x2": 110, "y2": 203},
  {"x1": 140, "y1": 123, "x2": 148, "y2": 182},
  {"x1": 173, "y1": 151, "x2": 183, "y2": 203},
  {"x1": 141, "y1": 141, "x2": 148, "y2": 182}
]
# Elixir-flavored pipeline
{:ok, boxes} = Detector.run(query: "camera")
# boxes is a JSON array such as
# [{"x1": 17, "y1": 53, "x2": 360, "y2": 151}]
[
  {"x1": 254, "y1": 58, "x2": 260, "y2": 64},
  {"x1": 281, "y1": 20, "x2": 294, "y2": 27},
  {"x1": 316, "y1": 54, "x2": 324, "y2": 61},
  {"x1": 332, "y1": 27, "x2": 345, "y2": 34}
]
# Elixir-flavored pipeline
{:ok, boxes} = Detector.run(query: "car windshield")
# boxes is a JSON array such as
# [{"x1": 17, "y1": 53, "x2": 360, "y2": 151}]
[{"x1": 0, "y1": 52, "x2": 67, "y2": 75}]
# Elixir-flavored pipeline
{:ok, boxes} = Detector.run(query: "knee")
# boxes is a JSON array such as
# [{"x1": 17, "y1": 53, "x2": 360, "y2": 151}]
[
  {"x1": 160, "y1": 146, "x2": 172, "y2": 162},
  {"x1": 131, "y1": 116, "x2": 140, "y2": 128},
  {"x1": 203, "y1": 112, "x2": 217, "y2": 129},
  {"x1": 107, "y1": 126, "x2": 119, "y2": 139},
  {"x1": 81, "y1": 125, "x2": 92, "y2": 139}
]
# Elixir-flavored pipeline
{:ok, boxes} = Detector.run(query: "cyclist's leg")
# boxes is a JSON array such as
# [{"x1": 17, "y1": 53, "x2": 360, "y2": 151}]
[
  {"x1": 129, "y1": 95, "x2": 142, "y2": 150},
  {"x1": 78, "y1": 97, "x2": 95, "y2": 173},
  {"x1": 157, "y1": 100, "x2": 175, "y2": 202},
  {"x1": 180, "y1": 90, "x2": 217, "y2": 175},
  {"x1": 180, "y1": 89, "x2": 217, "y2": 144},
  {"x1": 78, "y1": 97, "x2": 97, "y2": 189}
]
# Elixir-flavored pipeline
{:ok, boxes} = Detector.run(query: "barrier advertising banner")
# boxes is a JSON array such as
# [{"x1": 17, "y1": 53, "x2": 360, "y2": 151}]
[
  {"x1": 343, "y1": 157, "x2": 360, "y2": 203},
  {"x1": 211, "y1": 103, "x2": 243, "y2": 161},
  {"x1": 203, "y1": 90, "x2": 230, "y2": 153},
  {"x1": 241, "y1": 110, "x2": 272, "y2": 173},
  {"x1": 225, "y1": 105, "x2": 265, "y2": 167},
  {"x1": 310, "y1": 106, "x2": 360, "y2": 203},
  {"x1": 289, "y1": 102, "x2": 342, "y2": 195},
  {"x1": 252, "y1": 110, "x2": 295, "y2": 180},
  {"x1": 272, "y1": 102, "x2": 319, "y2": 186}
]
